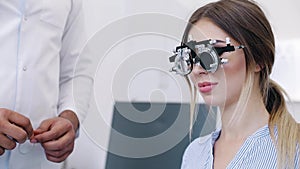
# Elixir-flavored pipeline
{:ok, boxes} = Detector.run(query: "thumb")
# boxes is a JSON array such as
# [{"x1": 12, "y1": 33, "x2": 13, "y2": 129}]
[
  {"x1": 30, "y1": 119, "x2": 52, "y2": 143},
  {"x1": 36, "y1": 119, "x2": 52, "y2": 133}
]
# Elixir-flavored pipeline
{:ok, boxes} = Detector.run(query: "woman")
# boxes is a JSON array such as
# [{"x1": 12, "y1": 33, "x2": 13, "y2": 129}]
[{"x1": 169, "y1": 0, "x2": 300, "y2": 168}]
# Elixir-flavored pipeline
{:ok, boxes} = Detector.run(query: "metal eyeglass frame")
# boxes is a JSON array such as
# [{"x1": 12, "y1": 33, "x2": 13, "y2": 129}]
[{"x1": 169, "y1": 37, "x2": 245, "y2": 75}]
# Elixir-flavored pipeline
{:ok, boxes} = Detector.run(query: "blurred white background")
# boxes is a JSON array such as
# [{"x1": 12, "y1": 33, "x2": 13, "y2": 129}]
[{"x1": 66, "y1": 0, "x2": 300, "y2": 168}]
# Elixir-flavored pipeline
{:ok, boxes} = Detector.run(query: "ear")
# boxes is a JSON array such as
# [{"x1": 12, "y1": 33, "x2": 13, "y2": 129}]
[{"x1": 254, "y1": 64, "x2": 262, "y2": 72}]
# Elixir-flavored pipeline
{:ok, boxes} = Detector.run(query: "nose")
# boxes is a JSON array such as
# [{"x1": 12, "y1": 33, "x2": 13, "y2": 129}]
[{"x1": 191, "y1": 64, "x2": 208, "y2": 76}]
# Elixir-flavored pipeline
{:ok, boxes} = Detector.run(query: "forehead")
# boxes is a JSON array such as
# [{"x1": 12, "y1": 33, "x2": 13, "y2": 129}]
[{"x1": 189, "y1": 18, "x2": 229, "y2": 42}]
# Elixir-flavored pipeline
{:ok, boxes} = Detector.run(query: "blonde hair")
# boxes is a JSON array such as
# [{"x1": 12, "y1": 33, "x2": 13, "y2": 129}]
[{"x1": 183, "y1": 0, "x2": 300, "y2": 168}]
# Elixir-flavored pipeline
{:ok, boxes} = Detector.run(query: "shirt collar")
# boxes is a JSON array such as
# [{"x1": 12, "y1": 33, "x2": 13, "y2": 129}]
[{"x1": 210, "y1": 124, "x2": 270, "y2": 145}]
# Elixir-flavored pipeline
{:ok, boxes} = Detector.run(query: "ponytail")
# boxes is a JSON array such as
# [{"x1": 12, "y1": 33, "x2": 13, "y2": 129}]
[
  {"x1": 266, "y1": 80, "x2": 286, "y2": 115},
  {"x1": 266, "y1": 80, "x2": 300, "y2": 168}
]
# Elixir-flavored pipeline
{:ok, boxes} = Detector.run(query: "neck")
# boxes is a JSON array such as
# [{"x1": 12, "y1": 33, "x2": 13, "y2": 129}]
[{"x1": 219, "y1": 90, "x2": 269, "y2": 140}]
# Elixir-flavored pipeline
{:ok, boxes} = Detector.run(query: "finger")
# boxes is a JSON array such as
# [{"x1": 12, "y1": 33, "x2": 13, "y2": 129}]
[
  {"x1": 34, "y1": 129, "x2": 65, "y2": 143},
  {"x1": 2, "y1": 122, "x2": 29, "y2": 144},
  {"x1": 0, "y1": 147, "x2": 5, "y2": 155},
  {"x1": 8, "y1": 112, "x2": 33, "y2": 138},
  {"x1": 44, "y1": 141, "x2": 74, "y2": 158},
  {"x1": 33, "y1": 128, "x2": 45, "y2": 135},
  {"x1": 34, "y1": 119, "x2": 53, "y2": 134},
  {"x1": 30, "y1": 120, "x2": 52, "y2": 143},
  {"x1": 46, "y1": 151, "x2": 71, "y2": 163},
  {"x1": 41, "y1": 131, "x2": 74, "y2": 151},
  {"x1": 0, "y1": 134, "x2": 17, "y2": 150},
  {"x1": 30, "y1": 120, "x2": 54, "y2": 143},
  {"x1": 34, "y1": 121, "x2": 68, "y2": 143}
]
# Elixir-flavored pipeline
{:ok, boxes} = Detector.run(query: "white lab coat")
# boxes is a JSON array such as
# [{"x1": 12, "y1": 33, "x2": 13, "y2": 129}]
[{"x1": 0, "y1": 0, "x2": 92, "y2": 168}]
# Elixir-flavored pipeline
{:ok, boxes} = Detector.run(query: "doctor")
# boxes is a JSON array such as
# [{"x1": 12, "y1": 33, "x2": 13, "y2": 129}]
[{"x1": 0, "y1": 0, "x2": 92, "y2": 168}]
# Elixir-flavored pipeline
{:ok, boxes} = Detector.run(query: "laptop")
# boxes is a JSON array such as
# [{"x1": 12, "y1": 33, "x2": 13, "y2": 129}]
[{"x1": 105, "y1": 102, "x2": 217, "y2": 169}]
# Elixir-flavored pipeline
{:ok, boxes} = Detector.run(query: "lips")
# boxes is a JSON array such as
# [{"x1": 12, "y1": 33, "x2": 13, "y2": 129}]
[{"x1": 198, "y1": 82, "x2": 218, "y2": 93}]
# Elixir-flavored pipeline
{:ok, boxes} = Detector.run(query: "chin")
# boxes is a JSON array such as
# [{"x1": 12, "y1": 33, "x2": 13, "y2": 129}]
[{"x1": 201, "y1": 95, "x2": 225, "y2": 107}]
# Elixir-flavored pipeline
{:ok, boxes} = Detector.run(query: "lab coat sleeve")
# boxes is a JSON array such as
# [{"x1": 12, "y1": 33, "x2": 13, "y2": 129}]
[{"x1": 58, "y1": 0, "x2": 93, "y2": 123}]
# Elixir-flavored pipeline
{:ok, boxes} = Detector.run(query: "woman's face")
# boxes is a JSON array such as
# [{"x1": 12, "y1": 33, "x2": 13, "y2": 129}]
[{"x1": 189, "y1": 18, "x2": 246, "y2": 107}]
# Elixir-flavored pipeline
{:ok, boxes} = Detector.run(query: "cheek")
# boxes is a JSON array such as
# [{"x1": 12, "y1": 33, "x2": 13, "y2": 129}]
[
  {"x1": 223, "y1": 54, "x2": 246, "y2": 99},
  {"x1": 190, "y1": 74, "x2": 197, "y2": 86},
  {"x1": 225, "y1": 61, "x2": 245, "y2": 82},
  {"x1": 190, "y1": 68, "x2": 200, "y2": 87}
]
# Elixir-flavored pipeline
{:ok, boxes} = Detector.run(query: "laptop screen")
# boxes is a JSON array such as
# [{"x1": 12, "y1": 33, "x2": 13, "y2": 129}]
[{"x1": 105, "y1": 102, "x2": 217, "y2": 169}]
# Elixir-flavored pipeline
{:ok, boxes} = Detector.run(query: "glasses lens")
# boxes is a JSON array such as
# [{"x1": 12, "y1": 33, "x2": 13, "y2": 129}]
[
  {"x1": 195, "y1": 45, "x2": 219, "y2": 73},
  {"x1": 174, "y1": 53, "x2": 192, "y2": 75},
  {"x1": 198, "y1": 52, "x2": 214, "y2": 70}
]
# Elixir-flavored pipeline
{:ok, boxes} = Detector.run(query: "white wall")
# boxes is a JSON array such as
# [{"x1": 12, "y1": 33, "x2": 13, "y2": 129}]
[
  {"x1": 66, "y1": 1, "x2": 300, "y2": 168},
  {"x1": 81, "y1": 0, "x2": 300, "y2": 102}
]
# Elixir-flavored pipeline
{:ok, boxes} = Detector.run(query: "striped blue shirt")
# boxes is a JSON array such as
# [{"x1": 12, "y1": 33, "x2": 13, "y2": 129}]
[{"x1": 181, "y1": 125, "x2": 299, "y2": 169}]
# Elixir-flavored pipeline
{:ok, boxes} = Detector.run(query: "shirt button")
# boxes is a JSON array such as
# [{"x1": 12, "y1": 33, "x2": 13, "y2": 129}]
[
  {"x1": 23, "y1": 16, "x2": 28, "y2": 21},
  {"x1": 23, "y1": 66, "x2": 27, "y2": 71}
]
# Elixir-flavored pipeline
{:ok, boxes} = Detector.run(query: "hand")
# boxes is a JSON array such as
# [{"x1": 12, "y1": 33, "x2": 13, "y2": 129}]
[
  {"x1": 31, "y1": 110, "x2": 79, "y2": 163},
  {"x1": 0, "y1": 108, "x2": 33, "y2": 155}
]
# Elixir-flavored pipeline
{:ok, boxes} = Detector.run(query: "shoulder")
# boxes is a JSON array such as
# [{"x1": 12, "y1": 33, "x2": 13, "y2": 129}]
[
  {"x1": 185, "y1": 134, "x2": 212, "y2": 154},
  {"x1": 192, "y1": 134, "x2": 212, "y2": 146},
  {"x1": 180, "y1": 134, "x2": 213, "y2": 169}
]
